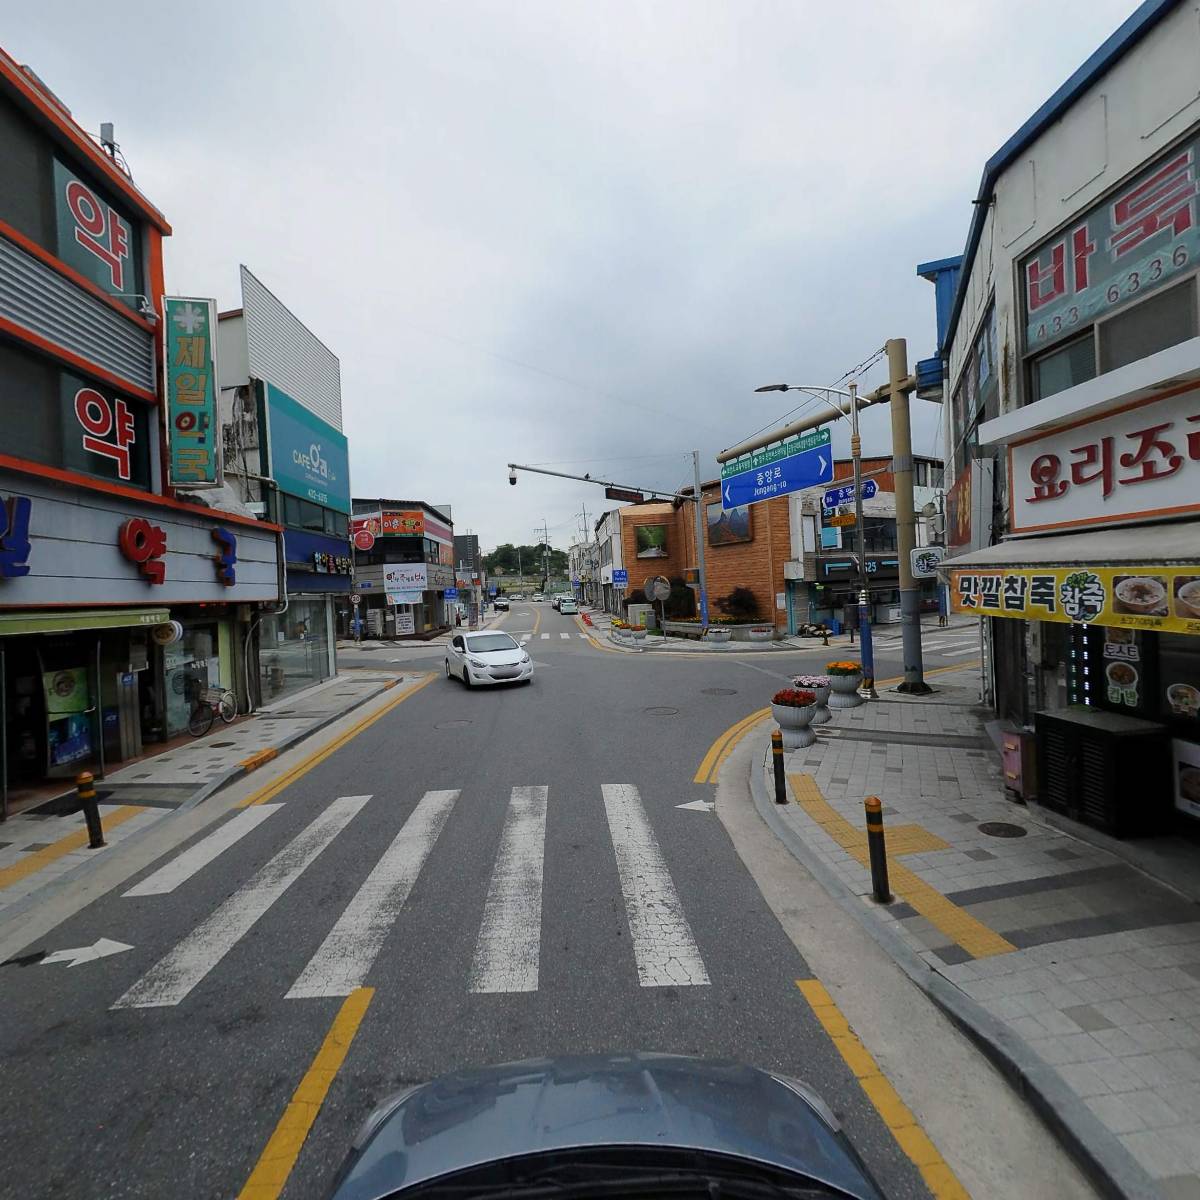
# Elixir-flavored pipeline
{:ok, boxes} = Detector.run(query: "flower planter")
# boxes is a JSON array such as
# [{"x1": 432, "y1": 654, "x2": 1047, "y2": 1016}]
[
  {"x1": 705, "y1": 629, "x2": 732, "y2": 644},
  {"x1": 747, "y1": 628, "x2": 774, "y2": 643},
  {"x1": 629, "y1": 627, "x2": 648, "y2": 641},
  {"x1": 827, "y1": 674, "x2": 864, "y2": 709},
  {"x1": 771, "y1": 701, "x2": 816, "y2": 749},
  {"x1": 809, "y1": 683, "x2": 832, "y2": 724}
]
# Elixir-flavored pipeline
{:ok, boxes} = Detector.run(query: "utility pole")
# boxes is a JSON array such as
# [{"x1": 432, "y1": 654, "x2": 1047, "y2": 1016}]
[
  {"x1": 848, "y1": 383, "x2": 877, "y2": 698},
  {"x1": 888, "y1": 338, "x2": 930, "y2": 694},
  {"x1": 692, "y1": 451, "x2": 710, "y2": 626}
]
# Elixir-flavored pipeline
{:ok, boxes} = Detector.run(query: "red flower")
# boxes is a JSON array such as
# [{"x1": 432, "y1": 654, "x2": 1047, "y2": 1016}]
[{"x1": 772, "y1": 688, "x2": 815, "y2": 707}]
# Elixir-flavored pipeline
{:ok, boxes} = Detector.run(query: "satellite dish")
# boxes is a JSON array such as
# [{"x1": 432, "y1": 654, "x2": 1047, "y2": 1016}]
[{"x1": 644, "y1": 575, "x2": 671, "y2": 602}]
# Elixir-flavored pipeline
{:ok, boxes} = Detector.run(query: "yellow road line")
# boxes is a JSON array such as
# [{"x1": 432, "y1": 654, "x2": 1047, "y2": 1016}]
[
  {"x1": 238, "y1": 675, "x2": 435, "y2": 808},
  {"x1": 788, "y1": 774, "x2": 1014, "y2": 959},
  {"x1": 796, "y1": 979, "x2": 971, "y2": 1200},
  {"x1": 237, "y1": 987, "x2": 374, "y2": 1200},
  {"x1": 0, "y1": 805, "x2": 144, "y2": 891},
  {"x1": 576, "y1": 616, "x2": 622, "y2": 654},
  {"x1": 693, "y1": 707, "x2": 771, "y2": 784}
]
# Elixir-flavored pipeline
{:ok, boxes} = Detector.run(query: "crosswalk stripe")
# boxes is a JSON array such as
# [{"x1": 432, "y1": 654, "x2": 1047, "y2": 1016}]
[
  {"x1": 540, "y1": 633, "x2": 550, "y2": 639},
  {"x1": 942, "y1": 645, "x2": 980, "y2": 656},
  {"x1": 470, "y1": 786, "x2": 548, "y2": 994},
  {"x1": 288, "y1": 790, "x2": 459, "y2": 999},
  {"x1": 123, "y1": 806, "x2": 282, "y2": 897},
  {"x1": 578, "y1": 633, "x2": 589, "y2": 639},
  {"x1": 112, "y1": 795, "x2": 370, "y2": 1009},
  {"x1": 559, "y1": 632, "x2": 570, "y2": 640},
  {"x1": 601, "y1": 784, "x2": 709, "y2": 988}
]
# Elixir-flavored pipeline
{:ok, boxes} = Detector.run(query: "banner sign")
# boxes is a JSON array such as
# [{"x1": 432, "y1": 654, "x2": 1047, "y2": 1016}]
[
  {"x1": 1022, "y1": 135, "x2": 1200, "y2": 354},
  {"x1": 383, "y1": 563, "x2": 426, "y2": 594},
  {"x1": 350, "y1": 511, "x2": 424, "y2": 537},
  {"x1": 164, "y1": 298, "x2": 221, "y2": 487},
  {"x1": 1011, "y1": 389, "x2": 1200, "y2": 534},
  {"x1": 950, "y1": 566, "x2": 1200, "y2": 636},
  {"x1": 265, "y1": 383, "x2": 351, "y2": 513}
]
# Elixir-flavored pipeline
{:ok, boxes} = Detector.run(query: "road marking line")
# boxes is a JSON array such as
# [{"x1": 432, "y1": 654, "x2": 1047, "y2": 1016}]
[
  {"x1": 237, "y1": 986, "x2": 374, "y2": 1200},
  {"x1": 0, "y1": 806, "x2": 144, "y2": 891},
  {"x1": 693, "y1": 708, "x2": 771, "y2": 785},
  {"x1": 601, "y1": 784, "x2": 709, "y2": 987},
  {"x1": 578, "y1": 633, "x2": 589, "y2": 639},
  {"x1": 796, "y1": 979, "x2": 970, "y2": 1200},
  {"x1": 123, "y1": 805, "x2": 283, "y2": 897},
  {"x1": 238, "y1": 674, "x2": 434, "y2": 807},
  {"x1": 559, "y1": 632, "x2": 570, "y2": 640},
  {"x1": 113, "y1": 796, "x2": 371, "y2": 1009},
  {"x1": 288, "y1": 790, "x2": 458, "y2": 998},
  {"x1": 941, "y1": 646, "x2": 980, "y2": 657},
  {"x1": 540, "y1": 633, "x2": 550, "y2": 639},
  {"x1": 788, "y1": 774, "x2": 1014, "y2": 959},
  {"x1": 470, "y1": 785, "x2": 548, "y2": 993}
]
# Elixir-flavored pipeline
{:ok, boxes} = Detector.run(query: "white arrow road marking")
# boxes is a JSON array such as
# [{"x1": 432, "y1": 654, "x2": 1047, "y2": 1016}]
[
  {"x1": 123, "y1": 805, "x2": 282, "y2": 897},
  {"x1": 675, "y1": 800, "x2": 715, "y2": 812},
  {"x1": 113, "y1": 795, "x2": 369, "y2": 1009},
  {"x1": 42, "y1": 938, "x2": 133, "y2": 968},
  {"x1": 602, "y1": 784, "x2": 709, "y2": 987},
  {"x1": 288, "y1": 790, "x2": 459, "y2": 999},
  {"x1": 470, "y1": 786, "x2": 548, "y2": 994}
]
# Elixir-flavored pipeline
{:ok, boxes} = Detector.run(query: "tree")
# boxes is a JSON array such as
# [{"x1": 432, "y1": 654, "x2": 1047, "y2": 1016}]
[
  {"x1": 715, "y1": 586, "x2": 759, "y2": 620},
  {"x1": 484, "y1": 542, "x2": 568, "y2": 577}
]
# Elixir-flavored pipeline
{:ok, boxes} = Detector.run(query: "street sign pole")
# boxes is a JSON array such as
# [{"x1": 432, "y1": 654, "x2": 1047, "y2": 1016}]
[
  {"x1": 692, "y1": 450, "x2": 710, "y2": 628},
  {"x1": 850, "y1": 382, "x2": 876, "y2": 698}
]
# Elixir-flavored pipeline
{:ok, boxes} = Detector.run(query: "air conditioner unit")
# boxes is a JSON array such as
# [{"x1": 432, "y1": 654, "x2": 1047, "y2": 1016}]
[{"x1": 246, "y1": 502, "x2": 267, "y2": 517}]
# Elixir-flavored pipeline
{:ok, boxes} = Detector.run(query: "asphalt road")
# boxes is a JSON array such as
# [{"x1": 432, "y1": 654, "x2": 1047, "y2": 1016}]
[{"x1": 0, "y1": 604, "x2": 987, "y2": 1200}]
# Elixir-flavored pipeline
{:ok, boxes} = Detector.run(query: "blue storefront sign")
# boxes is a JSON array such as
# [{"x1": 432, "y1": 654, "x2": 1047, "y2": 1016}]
[
  {"x1": 445, "y1": 587, "x2": 458, "y2": 599},
  {"x1": 283, "y1": 528, "x2": 353, "y2": 593},
  {"x1": 264, "y1": 383, "x2": 351, "y2": 513},
  {"x1": 612, "y1": 568, "x2": 628, "y2": 587}
]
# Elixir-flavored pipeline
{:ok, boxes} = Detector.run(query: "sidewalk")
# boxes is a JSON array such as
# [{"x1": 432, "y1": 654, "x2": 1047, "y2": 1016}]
[
  {"x1": 0, "y1": 670, "x2": 407, "y2": 919},
  {"x1": 749, "y1": 666, "x2": 1200, "y2": 1198}
]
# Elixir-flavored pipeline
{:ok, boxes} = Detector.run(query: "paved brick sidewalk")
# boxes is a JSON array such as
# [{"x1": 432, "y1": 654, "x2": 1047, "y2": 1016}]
[
  {"x1": 772, "y1": 667, "x2": 1200, "y2": 1195},
  {"x1": 0, "y1": 670, "x2": 404, "y2": 919}
]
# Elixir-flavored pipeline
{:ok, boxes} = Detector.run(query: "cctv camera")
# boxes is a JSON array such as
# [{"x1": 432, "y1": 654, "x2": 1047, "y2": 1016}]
[{"x1": 508, "y1": 468, "x2": 518, "y2": 486}]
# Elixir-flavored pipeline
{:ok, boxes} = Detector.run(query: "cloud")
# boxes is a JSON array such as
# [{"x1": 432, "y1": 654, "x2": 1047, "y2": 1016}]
[{"x1": 8, "y1": 0, "x2": 1140, "y2": 547}]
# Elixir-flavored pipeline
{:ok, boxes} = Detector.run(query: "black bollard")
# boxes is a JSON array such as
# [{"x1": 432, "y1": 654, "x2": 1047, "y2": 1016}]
[
  {"x1": 77, "y1": 771, "x2": 105, "y2": 848},
  {"x1": 772, "y1": 730, "x2": 787, "y2": 804},
  {"x1": 864, "y1": 795, "x2": 891, "y2": 903}
]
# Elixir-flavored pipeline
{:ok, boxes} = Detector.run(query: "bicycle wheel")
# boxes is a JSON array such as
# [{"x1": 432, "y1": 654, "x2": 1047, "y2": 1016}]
[
  {"x1": 218, "y1": 690, "x2": 238, "y2": 723},
  {"x1": 188, "y1": 702, "x2": 215, "y2": 737}
]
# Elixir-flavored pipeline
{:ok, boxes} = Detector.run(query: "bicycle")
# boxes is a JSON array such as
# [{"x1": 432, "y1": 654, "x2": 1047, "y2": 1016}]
[{"x1": 187, "y1": 684, "x2": 238, "y2": 737}]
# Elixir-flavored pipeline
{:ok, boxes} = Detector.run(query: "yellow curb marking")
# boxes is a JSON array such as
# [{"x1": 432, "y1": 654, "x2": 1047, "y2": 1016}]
[
  {"x1": 788, "y1": 773, "x2": 1015, "y2": 959},
  {"x1": 693, "y1": 707, "x2": 771, "y2": 784},
  {"x1": 797, "y1": 979, "x2": 971, "y2": 1199},
  {"x1": 0, "y1": 805, "x2": 145, "y2": 891},
  {"x1": 238, "y1": 675, "x2": 435, "y2": 808},
  {"x1": 237, "y1": 987, "x2": 374, "y2": 1200},
  {"x1": 238, "y1": 748, "x2": 278, "y2": 772}
]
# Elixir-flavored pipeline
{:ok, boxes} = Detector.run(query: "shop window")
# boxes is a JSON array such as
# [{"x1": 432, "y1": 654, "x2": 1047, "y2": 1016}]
[
  {"x1": 324, "y1": 509, "x2": 348, "y2": 538},
  {"x1": 1098, "y1": 277, "x2": 1198, "y2": 374},
  {"x1": 1031, "y1": 333, "x2": 1096, "y2": 402}
]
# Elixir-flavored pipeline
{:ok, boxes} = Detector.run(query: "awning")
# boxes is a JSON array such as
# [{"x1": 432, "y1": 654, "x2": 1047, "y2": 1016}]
[
  {"x1": 0, "y1": 608, "x2": 170, "y2": 636},
  {"x1": 945, "y1": 522, "x2": 1200, "y2": 636}
]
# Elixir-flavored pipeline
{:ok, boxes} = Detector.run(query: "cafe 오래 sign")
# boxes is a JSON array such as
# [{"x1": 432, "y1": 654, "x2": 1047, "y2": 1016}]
[
  {"x1": 1022, "y1": 135, "x2": 1200, "y2": 353},
  {"x1": 951, "y1": 566, "x2": 1200, "y2": 636},
  {"x1": 164, "y1": 298, "x2": 221, "y2": 487},
  {"x1": 1011, "y1": 390, "x2": 1200, "y2": 534}
]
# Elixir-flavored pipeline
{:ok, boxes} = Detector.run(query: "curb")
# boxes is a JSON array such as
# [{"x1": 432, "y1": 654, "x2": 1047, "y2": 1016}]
[
  {"x1": 0, "y1": 676, "x2": 406, "y2": 944},
  {"x1": 744, "y1": 728, "x2": 1158, "y2": 1200},
  {"x1": 181, "y1": 675, "x2": 399, "y2": 810}
]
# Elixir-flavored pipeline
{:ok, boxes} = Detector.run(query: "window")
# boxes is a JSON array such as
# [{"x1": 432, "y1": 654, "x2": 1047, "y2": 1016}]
[
  {"x1": 324, "y1": 508, "x2": 348, "y2": 538},
  {"x1": 841, "y1": 518, "x2": 897, "y2": 554},
  {"x1": 1098, "y1": 277, "x2": 1198, "y2": 373},
  {"x1": 1031, "y1": 333, "x2": 1096, "y2": 402},
  {"x1": 282, "y1": 494, "x2": 343, "y2": 536}
]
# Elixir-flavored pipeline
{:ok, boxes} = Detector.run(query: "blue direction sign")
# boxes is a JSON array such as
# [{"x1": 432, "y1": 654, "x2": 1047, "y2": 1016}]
[
  {"x1": 823, "y1": 478, "x2": 878, "y2": 509},
  {"x1": 612, "y1": 568, "x2": 628, "y2": 587},
  {"x1": 444, "y1": 587, "x2": 459, "y2": 599},
  {"x1": 720, "y1": 428, "x2": 832, "y2": 510}
]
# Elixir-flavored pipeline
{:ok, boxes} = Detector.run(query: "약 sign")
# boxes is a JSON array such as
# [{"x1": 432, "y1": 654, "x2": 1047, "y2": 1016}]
[
  {"x1": 53, "y1": 159, "x2": 137, "y2": 300},
  {"x1": 164, "y1": 298, "x2": 221, "y2": 487},
  {"x1": 1012, "y1": 390, "x2": 1200, "y2": 534},
  {"x1": 951, "y1": 566, "x2": 1200, "y2": 636},
  {"x1": 1023, "y1": 135, "x2": 1200, "y2": 353}
]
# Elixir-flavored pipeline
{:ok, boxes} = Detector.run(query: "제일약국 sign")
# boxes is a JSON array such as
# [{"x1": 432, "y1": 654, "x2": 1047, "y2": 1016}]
[
  {"x1": 951, "y1": 566, "x2": 1200, "y2": 636},
  {"x1": 164, "y1": 298, "x2": 221, "y2": 487}
]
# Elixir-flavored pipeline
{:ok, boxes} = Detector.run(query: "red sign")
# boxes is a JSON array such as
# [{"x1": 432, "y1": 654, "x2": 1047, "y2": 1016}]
[
  {"x1": 353, "y1": 528, "x2": 375, "y2": 550},
  {"x1": 75, "y1": 387, "x2": 135, "y2": 480},
  {"x1": 381, "y1": 511, "x2": 423, "y2": 536},
  {"x1": 946, "y1": 468, "x2": 972, "y2": 551},
  {"x1": 65, "y1": 177, "x2": 130, "y2": 291},
  {"x1": 119, "y1": 517, "x2": 166, "y2": 584}
]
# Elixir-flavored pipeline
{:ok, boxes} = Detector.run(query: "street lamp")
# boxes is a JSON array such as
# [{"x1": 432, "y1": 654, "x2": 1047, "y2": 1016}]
[{"x1": 753, "y1": 382, "x2": 877, "y2": 697}]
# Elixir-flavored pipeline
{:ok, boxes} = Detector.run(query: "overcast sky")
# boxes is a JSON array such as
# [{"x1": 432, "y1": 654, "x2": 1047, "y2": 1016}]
[{"x1": 12, "y1": 1, "x2": 1138, "y2": 551}]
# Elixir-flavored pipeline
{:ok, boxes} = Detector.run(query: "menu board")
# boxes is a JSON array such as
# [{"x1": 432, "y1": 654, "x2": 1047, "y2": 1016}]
[
  {"x1": 1158, "y1": 634, "x2": 1200, "y2": 722},
  {"x1": 1172, "y1": 739, "x2": 1200, "y2": 819},
  {"x1": 1101, "y1": 628, "x2": 1144, "y2": 711}
]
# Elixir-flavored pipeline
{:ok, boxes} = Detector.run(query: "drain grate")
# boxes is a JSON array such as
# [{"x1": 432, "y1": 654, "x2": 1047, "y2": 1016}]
[
  {"x1": 210, "y1": 741, "x2": 236, "y2": 748},
  {"x1": 643, "y1": 706, "x2": 679, "y2": 716},
  {"x1": 701, "y1": 688, "x2": 737, "y2": 696},
  {"x1": 978, "y1": 821, "x2": 1028, "y2": 839}
]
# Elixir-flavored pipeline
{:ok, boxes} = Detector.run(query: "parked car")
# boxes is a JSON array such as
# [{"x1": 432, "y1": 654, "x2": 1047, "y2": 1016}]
[
  {"x1": 559, "y1": 597, "x2": 579, "y2": 615},
  {"x1": 445, "y1": 631, "x2": 532, "y2": 687},
  {"x1": 325, "y1": 1053, "x2": 885, "y2": 1200},
  {"x1": 551, "y1": 592, "x2": 572, "y2": 611},
  {"x1": 532, "y1": 592, "x2": 545, "y2": 602},
  {"x1": 492, "y1": 596, "x2": 509, "y2": 611}
]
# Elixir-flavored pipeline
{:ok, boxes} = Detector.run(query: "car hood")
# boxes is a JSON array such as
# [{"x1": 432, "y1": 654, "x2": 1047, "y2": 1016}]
[
  {"x1": 466, "y1": 648, "x2": 525, "y2": 665},
  {"x1": 328, "y1": 1053, "x2": 882, "y2": 1200}
]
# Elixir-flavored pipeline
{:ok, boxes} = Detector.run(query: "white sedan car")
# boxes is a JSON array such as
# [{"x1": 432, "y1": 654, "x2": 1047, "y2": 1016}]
[{"x1": 445, "y1": 631, "x2": 533, "y2": 687}]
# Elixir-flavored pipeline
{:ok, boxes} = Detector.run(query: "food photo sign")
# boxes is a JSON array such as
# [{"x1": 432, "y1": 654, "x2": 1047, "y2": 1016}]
[
  {"x1": 1173, "y1": 739, "x2": 1200, "y2": 818},
  {"x1": 951, "y1": 565, "x2": 1200, "y2": 636}
]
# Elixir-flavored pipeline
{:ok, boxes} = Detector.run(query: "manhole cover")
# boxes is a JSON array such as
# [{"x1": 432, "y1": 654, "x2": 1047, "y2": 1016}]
[
  {"x1": 701, "y1": 688, "x2": 737, "y2": 696},
  {"x1": 978, "y1": 821, "x2": 1028, "y2": 838},
  {"x1": 436, "y1": 720, "x2": 472, "y2": 729},
  {"x1": 210, "y1": 741, "x2": 236, "y2": 748},
  {"x1": 643, "y1": 706, "x2": 679, "y2": 716}
]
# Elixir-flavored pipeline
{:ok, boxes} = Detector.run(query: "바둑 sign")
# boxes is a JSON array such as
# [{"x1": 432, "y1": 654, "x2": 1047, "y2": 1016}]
[
  {"x1": 164, "y1": 297, "x2": 221, "y2": 488},
  {"x1": 612, "y1": 568, "x2": 628, "y2": 588},
  {"x1": 823, "y1": 478, "x2": 878, "y2": 509},
  {"x1": 720, "y1": 428, "x2": 832, "y2": 510}
]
